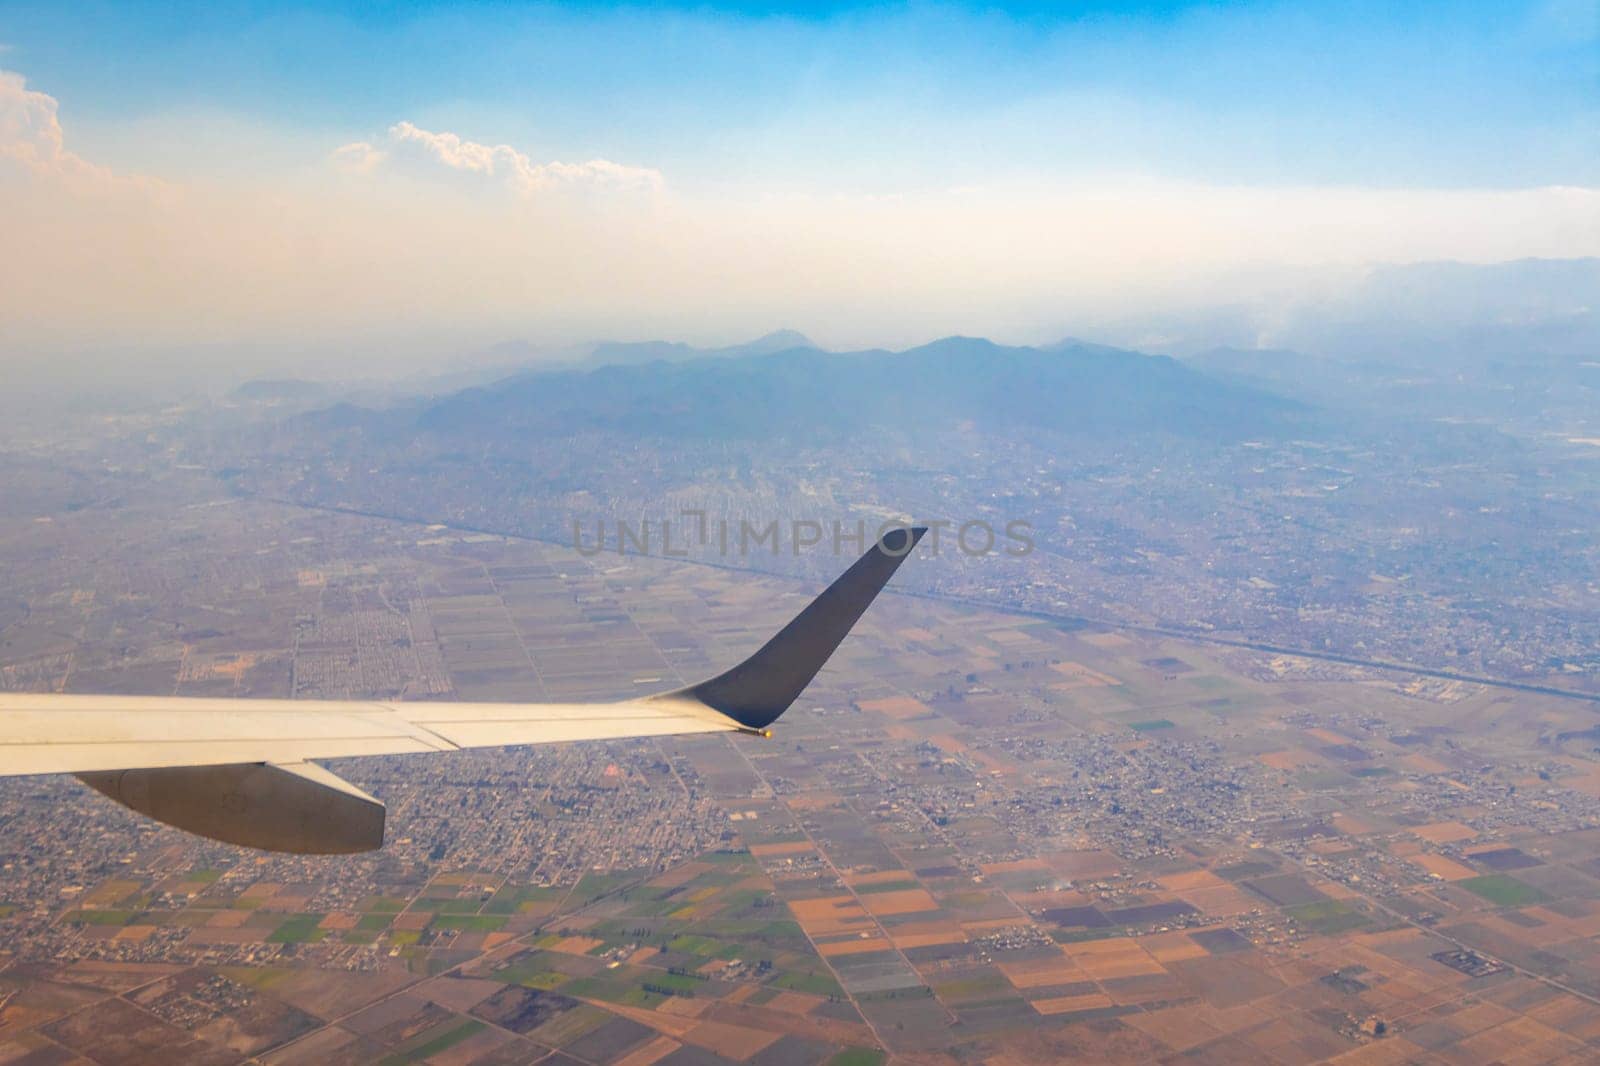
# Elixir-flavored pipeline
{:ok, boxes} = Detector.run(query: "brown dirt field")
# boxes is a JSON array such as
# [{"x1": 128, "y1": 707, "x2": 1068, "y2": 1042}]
[
  {"x1": 1123, "y1": 1005, "x2": 1225, "y2": 1052},
  {"x1": 1158, "y1": 869, "x2": 1228, "y2": 893},
  {"x1": 887, "y1": 922, "x2": 966, "y2": 949},
  {"x1": 186, "y1": 928, "x2": 261, "y2": 946},
  {"x1": 1082, "y1": 632, "x2": 1132, "y2": 647},
  {"x1": 1175, "y1": 883, "x2": 1262, "y2": 916},
  {"x1": 1041, "y1": 849, "x2": 1123, "y2": 879},
  {"x1": 1243, "y1": 1016, "x2": 1357, "y2": 1062},
  {"x1": 1332, "y1": 812, "x2": 1377, "y2": 835},
  {"x1": 266, "y1": 969, "x2": 418, "y2": 1020},
  {"x1": 1562, "y1": 909, "x2": 1600, "y2": 938},
  {"x1": 685, "y1": 1020, "x2": 781, "y2": 1061},
  {"x1": 1072, "y1": 951, "x2": 1166, "y2": 981},
  {"x1": 1103, "y1": 972, "x2": 1189, "y2": 1007},
  {"x1": 788, "y1": 896, "x2": 862, "y2": 921},
  {"x1": 80, "y1": 877, "x2": 142, "y2": 902},
  {"x1": 859, "y1": 888, "x2": 938, "y2": 917},
  {"x1": 318, "y1": 912, "x2": 359, "y2": 931},
  {"x1": 1259, "y1": 749, "x2": 1322, "y2": 770},
  {"x1": 1030, "y1": 991, "x2": 1113, "y2": 1015},
  {"x1": 857, "y1": 696, "x2": 933, "y2": 720},
  {"x1": 1322, "y1": 1038, "x2": 1437, "y2": 1065},
  {"x1": 615, "y1": 1035, "x2": 681, "y2": 1066},
  {"x1": 765, "y1": 991, "x2": 822, "y2": 1015},
  {"x1": 997, "y1": 955, "x2": 1085, "y2": 990},
  {"x1": 1411, "y1": 854, "x2": 1479, "y2": 880},
  {"x1": 1448, "y1": 1001, "x2": 1520, "y2": 1036},
  {"x1": 1527, "y1": 995, "x2": 1600, "y2": 1040},
  {"x1": 1401, "y1": 753, "x2": 1454, "y2": 775},
  {"x1": 848, "y1": 869, "x2": 916, "y2": 887},
  {"x1": 1412, "y1": 820, "x2": 1477, "y2": 843},
  {"x1": 180, "y1": 651, "x2": 261, "y2": 682},
  {"x1": 417, "y1": 977, "x2": 502, "y2": 1012},
  {"x1": 784, "y1": 793, "x2": 842, "y2": 811},
  {"x1": 748, "y1": 841, "x2": 814, "y2": 858},
  {"x1": 1455, "y1": 1017, "x2": 1581, "y2": 1062},
  {"x1": 1010, "y1": 888, "x2": 1089, "y2": 910},
  {"x1": 1139, "y1": 931, "x2": 1211, "y2": 964},
  {"x1": 803, "y1": 917, "x2": 878, "y2": 937},
  {"x1": 65, "y1": 962, "x2": 185, "y2": 991},
  {"x1": 549, "y1": 936, "x2": 604, "y2": 955},
  {"x1": 599, "y1": 1001, "x2": 701, "y2": 1037},
  {"x1": 1192, "y1": 998, "x2": 1279, "y2": 1034},
  {"x1": 817, "y1": 937, "x2": 891, "y2": 958},
  {"x1": 701, "y1": 1001, "x2": 875, "y2": 1049},
  {"x1": 1048, "y1": 661, "x2": 1121, "y2": 687}
]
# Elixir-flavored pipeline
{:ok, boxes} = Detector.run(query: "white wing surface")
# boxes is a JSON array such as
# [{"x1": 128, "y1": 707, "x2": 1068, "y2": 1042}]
[
  {"x1": 0, "y1": 527, "x2": 926, "y2": 852},
  {"x1": 0, "y1": 693, "x2": 741, "y2": 778}
]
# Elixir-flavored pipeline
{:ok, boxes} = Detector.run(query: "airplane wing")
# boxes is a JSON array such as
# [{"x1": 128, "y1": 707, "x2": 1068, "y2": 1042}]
[{"x1": 0, "y1": 526, "x2": 925, "y2": 852}]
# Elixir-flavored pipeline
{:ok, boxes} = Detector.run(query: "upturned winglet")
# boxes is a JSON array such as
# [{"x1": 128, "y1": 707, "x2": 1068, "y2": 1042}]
[{"x1": 655, "y1": 525, "x2": 927, "y2": 730}]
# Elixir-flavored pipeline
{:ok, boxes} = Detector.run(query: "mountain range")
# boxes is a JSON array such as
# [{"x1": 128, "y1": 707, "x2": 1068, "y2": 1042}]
[{"x1": 385, "y1": 334, "x2": 1301, "y2": 443}]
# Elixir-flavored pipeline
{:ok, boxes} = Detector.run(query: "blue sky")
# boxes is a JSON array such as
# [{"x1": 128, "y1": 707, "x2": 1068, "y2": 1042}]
[
  {"x1": 0, "y1": 1, "x2": 1595, "y2": 370},
  {"x1": 4, "y1": 0, "x2": 1594, "y2": 188}
]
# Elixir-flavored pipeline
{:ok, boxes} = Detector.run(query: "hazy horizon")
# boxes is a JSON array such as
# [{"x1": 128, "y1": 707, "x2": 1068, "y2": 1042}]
[{"x1": 2, "y1": 0, "x2": 1597, "y2": 387}]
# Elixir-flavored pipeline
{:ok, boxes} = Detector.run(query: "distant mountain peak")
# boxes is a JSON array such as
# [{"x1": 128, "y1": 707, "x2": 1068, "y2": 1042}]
[
  {"x1": 742, "y1": 329, "x2": 815, "y2": 354},
  {"x1": 585, "y1": 329, "x2": 819, "y2": 367}
]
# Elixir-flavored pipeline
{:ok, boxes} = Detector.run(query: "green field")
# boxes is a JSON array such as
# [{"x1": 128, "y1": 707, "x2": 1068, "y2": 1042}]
[
  {"x1": 1460, "y1": 875, "x2": 1550, "y2": 907},
  {"x1": 1129, "y1": 719, "x2": 1176, "y2": 732},
  {"x1": 829, "y1": 1049, "x2": 887, "y2": 1066},
  {"x1": 1286, "y1": 900, "x2": 1371, "y2": 935},
  {"x1": 770, "y1": 970, "x2": 842, "y2": 996},
  {"x1": 432, "y1": 914, "x2": 509, "y2": 932},
  {"x1": 268, "y1": 914, "x2": 328, "y2": 943}
]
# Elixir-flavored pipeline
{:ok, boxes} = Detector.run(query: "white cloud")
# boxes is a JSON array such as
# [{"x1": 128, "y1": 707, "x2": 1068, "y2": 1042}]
[
  {"x1": 0, "y1": 68, "x2": 113, "y2": 184},
  {"x1": 335, "y1": 121, "x2": 663, "y2": 195},
  {"x1": 0, "y1": 68, "x2": 161, "y2": 196}
]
